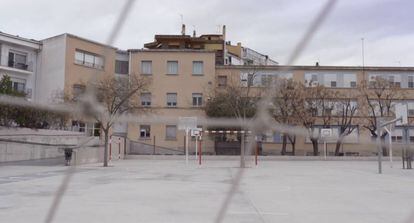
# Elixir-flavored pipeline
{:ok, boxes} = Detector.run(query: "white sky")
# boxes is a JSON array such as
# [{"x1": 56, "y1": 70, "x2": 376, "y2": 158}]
[{"x1": 1, "y1": 0, "x2": 413, "y2": 66}]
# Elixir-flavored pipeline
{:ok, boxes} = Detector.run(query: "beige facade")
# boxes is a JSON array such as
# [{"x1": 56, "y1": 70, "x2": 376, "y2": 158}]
[
  {"x1": 216, "y1": 65, "x2": 414, "y2": 156},
  {"x1": 64, "y1": 34, "x2": 117, "y2": 96},
  {"x1": 127, "y1": 50, "x2": 216, "y2": 152}
]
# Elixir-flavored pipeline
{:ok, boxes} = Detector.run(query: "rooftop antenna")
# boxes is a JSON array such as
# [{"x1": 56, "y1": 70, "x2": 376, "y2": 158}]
[
  {"x1": 361, "y1": 38, "x2": 365, "y2": 67},
  {"x1": 192, "y1": 25, "x2": 196, "y2": 37},
  {"x1": 217, "y1": 25, "x2": 221, "y2": 33},
  {"x1": 395, "y1": 60, "x2": 401, "y2": 66},
  {"x1": 361, "y1": 37, "x2": 366, "y2": 81}
]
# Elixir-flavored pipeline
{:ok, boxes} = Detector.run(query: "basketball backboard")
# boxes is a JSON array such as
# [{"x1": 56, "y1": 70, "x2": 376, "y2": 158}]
[{"x1": 395, "y1": 103, "x2": 408, "y2": 126}]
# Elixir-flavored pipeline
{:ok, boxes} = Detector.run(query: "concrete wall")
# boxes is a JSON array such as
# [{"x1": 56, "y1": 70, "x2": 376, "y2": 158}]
[
  {"x1": 37, "y1": 34, "x2": 66, "y2": 102},
  {"x1": 0, "y1": 127, "x2": 104, "y2": 164}
]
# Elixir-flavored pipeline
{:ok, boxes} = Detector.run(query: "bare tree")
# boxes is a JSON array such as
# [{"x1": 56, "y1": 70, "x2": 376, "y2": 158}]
[
  {"x1": 295, "y1": 85, "x2": 337, "y2": 156},
  {"x1": 271, "y1": 78, "x2": 302, "y2": 155},
  {"x1": 334, "y1": 98, "x2": 358, "y2": 156},
  {"x1": 205, "y1": 69, "x2": 261, "y2": 119},
  {"x1": 359, "y1": 76, "x2": 404, "y2": 156},
  {"x1": 77, "y1": 75, "x2": 149, "y2": 167},
  {"x1": 205, "y1": 69, "x2": 262, "y2": 166}
]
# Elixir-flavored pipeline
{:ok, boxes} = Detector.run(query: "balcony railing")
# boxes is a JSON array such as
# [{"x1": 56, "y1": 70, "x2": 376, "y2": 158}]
[{"x1": 8, "y1": 61, "x2": 29, "y2": 71}]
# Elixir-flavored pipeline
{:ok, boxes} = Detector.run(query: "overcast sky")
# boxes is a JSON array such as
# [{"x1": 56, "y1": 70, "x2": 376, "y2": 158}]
[{"x1": 1, "y1": 0, "x2": 413, "y2": 66}]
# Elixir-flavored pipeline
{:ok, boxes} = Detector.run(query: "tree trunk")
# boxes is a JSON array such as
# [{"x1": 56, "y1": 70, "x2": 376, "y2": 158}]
[
  {"x1": 281, "y1": 134, "x2": 287, "y2": 155},
  {"x1": 103, "y1": 129, "x2": 109, "y2": 167},
  {"x1": 288, "y1": 135, "x2": 296, "y2": 156},
  {"x1": 291, "y1": 142, "x2": 296, "y2": 156},
  {"x1": 311, "y1": 138, "x2": 319, "y2": 156},
  {"x1": 240, "y1": 133, "x2": 245, "y2": 168},
  {"x1": 335, "y1": 135, "x2": 344, "y2": 156}
]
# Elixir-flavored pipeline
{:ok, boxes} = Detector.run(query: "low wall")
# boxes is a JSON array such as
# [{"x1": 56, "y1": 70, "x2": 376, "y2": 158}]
[{"x1": 0, "y1": 127, "x2": 103, "y2": 164}]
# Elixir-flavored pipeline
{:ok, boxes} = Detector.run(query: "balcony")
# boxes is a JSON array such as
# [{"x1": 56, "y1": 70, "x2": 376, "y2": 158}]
[
  {"x1": 0, "y1": 61, "x2": 33, "y2": 75},
  {"x1": 8, "y1": 60, "x2": 29, "y2": 71}
]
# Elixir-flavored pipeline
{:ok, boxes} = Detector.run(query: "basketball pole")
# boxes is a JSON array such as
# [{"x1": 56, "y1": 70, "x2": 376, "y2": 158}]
[{"x1": 185, "y1": 128, "x2": 189, "y2": 166}]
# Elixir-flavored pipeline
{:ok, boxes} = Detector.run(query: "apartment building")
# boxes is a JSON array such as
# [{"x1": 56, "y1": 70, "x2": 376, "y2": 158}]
[
  {"x1": 126, "y1": 49, "x2": 216, "y2": 151},
  {"x1": 36, "y1": 33, "x2": 119, "y2": 135},
  {"x1": 216, "y1": 65, "x2": 414, "y2": 156},
  {"x1": 0, "y1": 32, "x2": 42, "y2": 101},
  {"x1": 2, "y1": 29, "x2": 413, "y2": 156},
  {"x1": 225, "y1": 42, "x2": 279, "y2": 66}
]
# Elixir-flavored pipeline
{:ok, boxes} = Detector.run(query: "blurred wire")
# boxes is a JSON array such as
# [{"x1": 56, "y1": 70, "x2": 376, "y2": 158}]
[
  {"x1": 214, "y1": 0, "x2": 337, "y2": 222},
  {"x1": 43, "y1": 1, "x2": 136, "y2": 222}
]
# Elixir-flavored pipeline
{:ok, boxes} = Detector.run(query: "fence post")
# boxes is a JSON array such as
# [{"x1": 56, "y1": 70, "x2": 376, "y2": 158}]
[
  {"x1": 153, "y1": 135, "x2": 156, "y2": 155},
  {"x1": 118, "y1": 137, "x2": 121, "y2": 160},
  {"x1": 240, "y1": 132, "x2": 245, "y2": 168},
  {"x1": 198, "y1": 137, "x2": 202, "y2": 165},
  {"x1": 255, "y1": 142, "x2": 258, "y2": 166},
  {"x1": 109, "y1": 136, "x2": 112, "y2": 163}
]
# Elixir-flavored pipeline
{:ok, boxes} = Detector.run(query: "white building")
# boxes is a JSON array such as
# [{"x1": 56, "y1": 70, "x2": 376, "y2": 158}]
[{"x1": 0, "y1": 32, "x2": 42, "y2": 101}]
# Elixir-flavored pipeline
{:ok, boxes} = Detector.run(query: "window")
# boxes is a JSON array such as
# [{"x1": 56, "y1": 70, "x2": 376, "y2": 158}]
[
  {"x1": 8, "y1": 51, "x2": 28, "y2": 70},
  {"x1": 141, "y1": 61, "x2": 152, "y2": 75},
  {"x1": 140, "y1": 125, "x2": 151, "y2": 138},
  {"x1": 71, "y1": 121, "x2": 86, "y2": 132},
  {"x1": 388, "y1": 75, "x2": 402, "y2": 87},
  {"x1": 304, "y1": 73, "x2": 319, "y2": 87},
  {"x1": 192, "y1": 93, "x2": 203, "y2": 107},
  {"x1": 324, "y1": 74, "x2": 337, "y2": 88},
  {"x1": 408, "y1": 76, "x2": 414, "y2": 88},
  {"x1": 350, "y1": 81, "x2": 357, "y2": 88},
  {"x1": 140, "y1": 93, "x2": 151, "y2": 107},
  {"x1": 87, "y1": 123, "x2": 101, "y2": 137},
  {"x1": 167, "y1": 61, "x2": 178, "y2": 75},
  {"x1": 166, "y1": 125, "x2": 177, "y2": 140},
  {"x1": 166, "y1": 93, "x2": 177, "y2": 107},
  {"x1": 192, "y1": 61, "x2": 204, "y2": 75},
  {"x1": 218, "y1": 76, "x2": 227, "y2": 87},
  {"x1": 115, "y1": 60, "x2": 129, "y2": 74},
  {"x1": 72, "y1": 84, "x2": 86, "y2": 101},
  {"x1": 261, "y1": 75, "x2": 272, "y2": 87},
  {"x1": 75, "y1": 50, "x2": 104, "y2": 69},
  {"x1": 391, "y1": 129, "x2": 404, "y2": 143},
  {"x1": 407, "y1": 102, "x2": 414, "y2": 116},
  {"x1": 343, "y1": 73, "x2": 357, "y2": 88},
  {"x1": 409, "y1": 129, "x2": 414, "y2": 143},
  {"x1": 10, "y1": 78, "x2": 26, "y2": 93}
]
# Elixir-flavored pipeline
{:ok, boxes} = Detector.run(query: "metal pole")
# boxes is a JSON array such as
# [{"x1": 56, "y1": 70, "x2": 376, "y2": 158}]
[
  {"x1": 153, "y1": 136, "x2": 156, "y2": 155},
  {"x1": 240, "y1": 132, "x2": 245, "y2": 168},
  {"x1": 195, "y1": 135, "x2": 198, "y2": 160},
  {"x1": 118, "y1": 138, "x2": 121, "y2": 160},
  {"x1": 388, "y1": 127, "x2": 393, "y2": 168},
  {"x1": 185, "y1": 128, "x2": 189, "y2": 166},
  {"x1": 198, "y1": 136, "x2": 202, "y2": 165},
  {"x1": 324, "y1": 141, "x2": 327, "y2": 160},
  {"x1": 255, "y1": 142, "x2": 258, "y2": 166},
  {"x1": 376, "y1": 119, "x2": 382, "y2": 174},
  {"x1": 109, "y1": 136, "x2": 112, "y2": 163}
]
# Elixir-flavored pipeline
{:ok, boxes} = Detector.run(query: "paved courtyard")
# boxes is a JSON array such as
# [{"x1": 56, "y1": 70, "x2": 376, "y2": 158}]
[{"x1": 1, "y1": 157, "x2": 414, "y2": 223}]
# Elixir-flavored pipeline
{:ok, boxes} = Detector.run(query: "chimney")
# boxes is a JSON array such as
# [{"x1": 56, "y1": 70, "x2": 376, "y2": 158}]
[
  {"x1": 181, "y1": 24, "x2": 186, "y2": 35},
  {"x1": 193, "y1": 29, "x2": 196, "y2": 37},
  {"x1": 237, "y1": 42, "x2": 241, "y2": 47},
  {"x1": 316, "y1": 62, "x2": 319, "y2": 66},
  {"x1": 222, "y1": 25, "x2": 226, "y2": 40}
]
